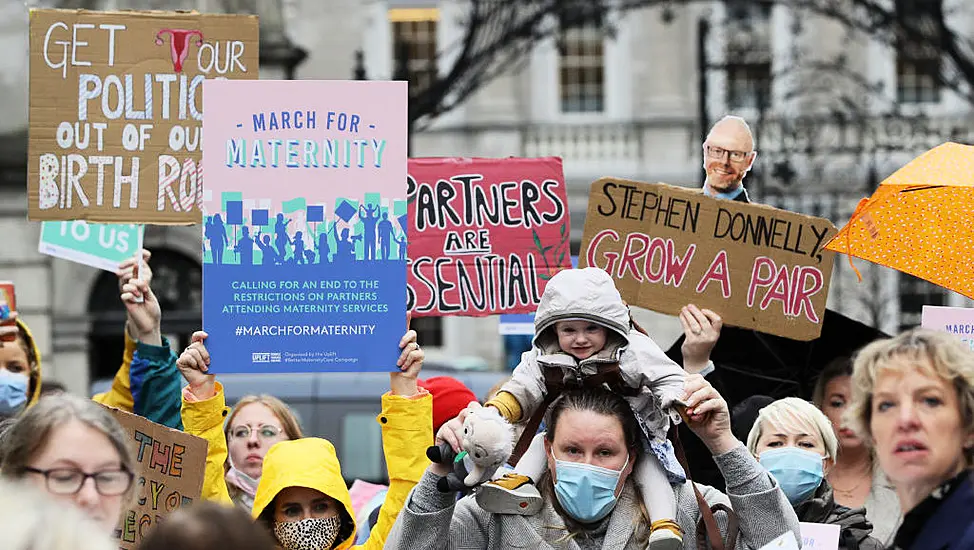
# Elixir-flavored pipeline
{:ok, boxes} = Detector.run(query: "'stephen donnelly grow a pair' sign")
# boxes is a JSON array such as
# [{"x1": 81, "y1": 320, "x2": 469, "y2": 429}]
[{"x1": 580, "y1": 178, "x2": 837, "y2": 341}]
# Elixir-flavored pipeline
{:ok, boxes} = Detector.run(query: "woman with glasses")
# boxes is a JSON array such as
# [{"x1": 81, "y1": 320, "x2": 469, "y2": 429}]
[
  {"x1": 0, "y1": 393, "x2": 136, "y2": 535},
  {"x1": 221, "y1": 395, "x2": 303, "y2": 512}
]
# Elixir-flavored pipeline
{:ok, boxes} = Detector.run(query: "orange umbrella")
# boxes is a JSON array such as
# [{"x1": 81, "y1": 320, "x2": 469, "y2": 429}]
[{"x1": 824, "y1": 142, "x2": 974, "y2": 300}]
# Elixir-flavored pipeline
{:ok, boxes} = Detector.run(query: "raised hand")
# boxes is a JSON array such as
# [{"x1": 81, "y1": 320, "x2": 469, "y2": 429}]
[
  {"x1": 679, "y1": 304, "x2": 722, "y2": 374},
  {"x1": 116, "y1": 249, "x2": 153, "y2": 292},
  {"x1": 120, "y1": 265, "x2": 161, "y2": 347},
  {"x1": 682, "y1": 374, "x2": 737, "y2": 455},
  {"x1": 390, "y1": 328, "x2": 423, "y2": 397},
  {"x1": 176, "y1": 331, "x2": 216, "y2": 399}
]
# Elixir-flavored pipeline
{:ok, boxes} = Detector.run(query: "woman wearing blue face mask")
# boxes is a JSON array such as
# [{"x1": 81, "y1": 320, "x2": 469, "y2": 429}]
[
  {"x1": 746, "y1": 397, "x2": 884, "y2": 550},
  {"x1": 0, "y1": 251, "x2": 183, "y2": 429},
  {"x1": 385, "y1": 383, "x2": 801, "y2": 549}
]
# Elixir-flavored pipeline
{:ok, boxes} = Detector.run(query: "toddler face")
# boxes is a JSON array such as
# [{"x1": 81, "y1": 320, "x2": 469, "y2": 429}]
[{"x1": 554, "y1": 320, "x2": 608, "y2": 360}]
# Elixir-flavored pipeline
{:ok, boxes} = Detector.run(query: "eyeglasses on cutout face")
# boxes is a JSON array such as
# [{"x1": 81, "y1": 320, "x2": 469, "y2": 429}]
[
  {"x1": 705, "y1": 144, "x2": 752, "y2": 163},
  {"x1": 23, "y1": 467, "x2": 134, "y2": 496}
]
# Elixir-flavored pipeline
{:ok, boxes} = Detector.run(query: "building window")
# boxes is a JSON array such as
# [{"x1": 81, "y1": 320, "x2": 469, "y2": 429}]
[
  {"x1": 558, "y1": 9, "x2": 605, "y2": 113},
  {"x1": 412, "y1": 315, "x2": 444, "y2": 347},
  {"x1": 898, "y1": 273, "x2": 946, "y2": 331},
  {"x1": 895, "y1": 0, "x2": 942, "y2": 104},
  {"x1": 725, "y1": 1, "x2": 772, "y2": 110},
  {"x1": 390, "y1": 8, "x2": 439, "y2": 99}
]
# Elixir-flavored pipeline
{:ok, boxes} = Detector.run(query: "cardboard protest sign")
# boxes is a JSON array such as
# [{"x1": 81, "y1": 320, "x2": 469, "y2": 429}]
[
  {"x1": 105, "y1": 407, "x2": 206, "y2": 549},
  {"x1": 202, "y1": 80, "x2": 408, "y2": 373},
  {"x1": 799, "y1": 522, "x2": 841, "y2": 550},
  {"x1": 39, "y1": 220, "x2": 143, "y2": 271},
  {"x1": 922, "y1": 305, "x2": 974, "y2": 351},
  {"x1": 580, "y1": 179, "x2": 837, "y2": 341},
  {"x1": 407, "y1": 157, "x2": 571, "y2": 317},
  {"x1": 28, "y1": 9, "x2": 258, "y2": 223}
]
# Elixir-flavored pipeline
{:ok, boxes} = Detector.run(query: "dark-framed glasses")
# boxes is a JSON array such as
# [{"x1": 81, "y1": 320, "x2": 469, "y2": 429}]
[
  {"x1": 23, "y1": 466, "x2": 134, "y2": 496},
  {"x1": 705, "y1": 145, "x2": 751, "y2": 162},
  {"x1": 230, "y1": 425, "x2": 282, "y2": 440}
]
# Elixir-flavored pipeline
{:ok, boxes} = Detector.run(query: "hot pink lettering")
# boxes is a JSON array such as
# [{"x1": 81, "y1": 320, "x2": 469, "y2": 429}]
[
  {"x1": 792, "y1": 267, "x2": 824, "y2": 323},
  {"x1": 644, "y1": 237, "x2": 667, "y2": 283},
  {"x1": 759, "y1": 264, "x2": 792, "y2": 315},
  {"x1": 586, "y1": 229, "x2": 620, "y2": 274},
  {"x1": 618, "y1": 233, "x2": 651, "y2": 283},
  {"x1": 663, "y1": 241, "x2": 696, "y2": 287},
  {"x1": 747, "y1": 256, "x2": 776, "y2": 307},
  {"x1": 695, "y1": 250, "x2": 731, "y2": 298}
]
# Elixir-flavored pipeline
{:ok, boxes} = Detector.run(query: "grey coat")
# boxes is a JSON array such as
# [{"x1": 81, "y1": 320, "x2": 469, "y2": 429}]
[{"x1": 384, "y1": 445, "x2": 801, "y2": 549}]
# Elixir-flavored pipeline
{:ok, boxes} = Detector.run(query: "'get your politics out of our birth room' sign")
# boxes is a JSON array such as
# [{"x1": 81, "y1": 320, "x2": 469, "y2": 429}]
[{"x1": 202, "y1": 79, "x2": 407, "y2": 374}]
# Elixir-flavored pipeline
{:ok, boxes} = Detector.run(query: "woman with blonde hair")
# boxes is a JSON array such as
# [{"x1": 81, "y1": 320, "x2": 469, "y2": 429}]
[
  {"x1": 746, "y1": 397, "x2": 883, "y2": 549},
  {"x1": 0, "y1": 393, "x2": 136, "y2": 536},
  {"x1": 220, "y1": 394, "x2": 303, "y2": 511},
  {"x1": 848, "y1": 328, "x2": 974, "y2": 549}
]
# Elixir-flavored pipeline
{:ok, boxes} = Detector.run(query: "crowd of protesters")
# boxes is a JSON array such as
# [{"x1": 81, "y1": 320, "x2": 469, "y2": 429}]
[{"x1": 1, "y1": 117, "x2": 971, "y2": 550}]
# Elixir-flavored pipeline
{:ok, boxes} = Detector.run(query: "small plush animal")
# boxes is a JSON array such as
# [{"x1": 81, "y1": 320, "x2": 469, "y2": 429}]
[{"x1": 426, "y1": 404, "x2": 514, "y2": 493}]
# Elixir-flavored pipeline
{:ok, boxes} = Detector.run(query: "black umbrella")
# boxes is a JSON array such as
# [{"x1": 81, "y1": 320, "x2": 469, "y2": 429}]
[{"x1": 665, "y1": 308, "x2": 890, "y2": 404}]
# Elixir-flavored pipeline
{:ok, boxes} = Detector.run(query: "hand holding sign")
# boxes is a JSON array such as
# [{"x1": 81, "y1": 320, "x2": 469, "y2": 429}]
[
  {"x1": 391, "y1": 319, "x2": 424, "y2": 397},
  {"x1": 116, "y1": 249, "x2": 153, "y2": 292},
  {"x1": 120, "y1": 264, "x2": 161, "y2": 346}
]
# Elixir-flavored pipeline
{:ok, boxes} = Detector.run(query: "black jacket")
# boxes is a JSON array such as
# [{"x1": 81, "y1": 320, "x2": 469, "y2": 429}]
[
  {"x1": 796, "y1": 482, "x2": 884, "y2": 550},
  {"x1": 892, "y1": 470, "x2": 974, "y2": 550}
]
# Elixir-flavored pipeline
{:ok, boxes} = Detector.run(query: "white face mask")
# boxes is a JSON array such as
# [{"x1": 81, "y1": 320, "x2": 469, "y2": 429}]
[{"x1": 272, "y1": 516, "x2": 342, "y2": 550}]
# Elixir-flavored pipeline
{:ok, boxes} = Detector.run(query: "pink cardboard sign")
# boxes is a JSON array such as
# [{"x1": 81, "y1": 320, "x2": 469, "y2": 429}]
[{"x1": 921, "y1": 305, "x2": 974, "y2": 351}]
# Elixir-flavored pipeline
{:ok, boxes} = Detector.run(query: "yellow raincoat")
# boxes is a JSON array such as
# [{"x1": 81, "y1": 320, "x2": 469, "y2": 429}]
[
  {"x1": 182, "y1": 384, "x2": 433, "y2": 549},
  {"x1": 17, "y1": 317, "x2": 139, "y2": 411}
]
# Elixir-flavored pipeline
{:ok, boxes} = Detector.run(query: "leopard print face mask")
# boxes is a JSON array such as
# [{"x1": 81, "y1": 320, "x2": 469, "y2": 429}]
[{"x1": 272, "y1": 515, "x2": 342, "y2": 550}]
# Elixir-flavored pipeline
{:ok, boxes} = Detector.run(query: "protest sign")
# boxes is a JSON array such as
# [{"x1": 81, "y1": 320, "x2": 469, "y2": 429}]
[
  {"x1": 202, "y1": 80, "x2": 408, "y2": 373},
  {"x1": 105, "y1": 407, "x2": 206, "y2": 549},
  {"x1": 39, "y1": 220, "x2": 143, "y2": 271},
  {"x1": 799, "y1": 522, "x2": 841, "y2": 550},
  {"x1": 28, "y1": 9, "x2": 258, "y2": 223},
  {"x1": 759, "y1": 531, "x2": 801, "y2": 550},
  {"x1": 580, "y1": 179, "x2": 837, "y2": 341},
  {"x1": 922, "y1": 305, "x2": 974, "y2": 351},
  {"x1": 406, "y1": 157, "x2": 571, "y2": 317}
]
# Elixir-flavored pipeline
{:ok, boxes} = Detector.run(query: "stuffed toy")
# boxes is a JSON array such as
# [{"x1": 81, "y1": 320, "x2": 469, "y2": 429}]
[{"x1": 426, "y1": 404, "x2": 513, "y2": 493}]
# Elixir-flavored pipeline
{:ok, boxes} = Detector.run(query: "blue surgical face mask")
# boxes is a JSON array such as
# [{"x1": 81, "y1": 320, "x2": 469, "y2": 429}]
[
  {"x1": 0, "y1": 369, "x2": 29, "y2": 416},
  {"x1": 551, "y1": 450, "x2": 629, "y2": 523},
  {"x1": 759, "y1": 447, "x2": 825, "y2": 506}
]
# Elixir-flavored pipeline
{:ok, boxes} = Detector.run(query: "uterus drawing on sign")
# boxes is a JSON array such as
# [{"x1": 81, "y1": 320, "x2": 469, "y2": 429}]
[{"x1": 155, "y1": 29, "x2": 204, "y2": 73}]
